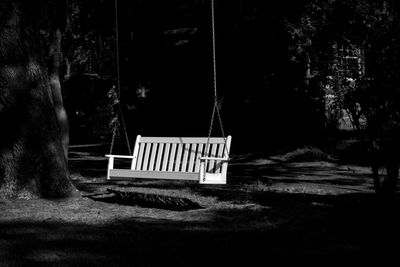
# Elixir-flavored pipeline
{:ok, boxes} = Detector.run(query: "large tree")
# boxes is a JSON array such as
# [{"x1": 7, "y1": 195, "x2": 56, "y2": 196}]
[{"x1": 0, "y1": 0, "x2": 75, "y2": 199}]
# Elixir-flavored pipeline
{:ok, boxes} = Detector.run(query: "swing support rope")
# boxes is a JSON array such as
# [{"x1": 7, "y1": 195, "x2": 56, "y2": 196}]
[
  {"x1": 110, "y1": 0, "x2": 131, "y2": 155},
  {"x1": 206, "y1": 0, "x2": 226, "y2": 155}
]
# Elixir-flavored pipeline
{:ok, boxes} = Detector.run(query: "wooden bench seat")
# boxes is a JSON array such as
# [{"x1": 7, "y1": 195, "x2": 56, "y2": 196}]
[{"x1": 106, "y1": 135, "x2": 232, "y2": 184}]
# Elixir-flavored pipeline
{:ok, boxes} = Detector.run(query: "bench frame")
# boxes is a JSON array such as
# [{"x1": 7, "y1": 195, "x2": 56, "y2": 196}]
[{"x1": 106, "y1": 135, "x2": 232, "y2": 184}]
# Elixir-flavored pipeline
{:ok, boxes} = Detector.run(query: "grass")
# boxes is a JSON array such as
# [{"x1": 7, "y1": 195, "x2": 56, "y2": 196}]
[
  {"x1": 1, "y1": 143, "x2": 400, "y2": 266},
  {"x1": 2, "y1": 191, "x2": 400, "y2": 266}
]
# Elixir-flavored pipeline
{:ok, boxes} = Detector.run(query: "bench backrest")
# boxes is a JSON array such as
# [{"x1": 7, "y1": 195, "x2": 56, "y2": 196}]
[{"x1": 131, "y1": 135, "x2": 232, "y2": 174}]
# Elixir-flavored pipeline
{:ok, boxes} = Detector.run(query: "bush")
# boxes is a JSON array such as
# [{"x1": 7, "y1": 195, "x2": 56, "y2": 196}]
[{"x1": 280, "y1": 147, "x2": 334, "y2": 162}]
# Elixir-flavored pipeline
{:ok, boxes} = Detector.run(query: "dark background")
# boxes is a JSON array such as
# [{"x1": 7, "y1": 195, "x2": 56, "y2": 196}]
[{"x1": 61, "y1": 0, "x2": 400, "y2": 155}]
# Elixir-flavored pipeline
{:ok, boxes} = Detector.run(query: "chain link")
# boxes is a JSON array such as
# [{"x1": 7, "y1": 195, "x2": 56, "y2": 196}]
[
  {"x1": 215, "y1": 99, "x2": 225, "y2": 138},
  {"x1": 109, "y1": 121, "x2": 118, "y2": 154}
]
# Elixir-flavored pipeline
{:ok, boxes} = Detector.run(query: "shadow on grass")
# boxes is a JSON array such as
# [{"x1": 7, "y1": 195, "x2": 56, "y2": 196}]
[
  {"x1": 86, "y1": 189, "x2": 203, "y2": 211},
  {"x1": 2, "y1": 192, "x2": 400, "y2": 266},
  {"x1": 227, "y1": 160, "x2": 375, "y2": 193},
  {"x1": 0, "y1": 220, "x2": 285, "y2": 267}
]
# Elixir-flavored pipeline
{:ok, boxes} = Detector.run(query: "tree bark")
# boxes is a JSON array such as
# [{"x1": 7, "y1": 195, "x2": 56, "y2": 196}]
[
  {"x1": 369, "y1": 140, "x2": 399, "y2": 198},
  {"x1": 0, "y1": 0, "x2": 75, "y2": 199},
  {"x1": 49, "y1": 28, "x2": 69, "y2": 160}
]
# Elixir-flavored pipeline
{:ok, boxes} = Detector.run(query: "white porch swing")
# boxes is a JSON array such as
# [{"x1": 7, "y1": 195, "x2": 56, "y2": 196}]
[{"x1": 106, "y1": 0, "x2": 232, "y2": 184}]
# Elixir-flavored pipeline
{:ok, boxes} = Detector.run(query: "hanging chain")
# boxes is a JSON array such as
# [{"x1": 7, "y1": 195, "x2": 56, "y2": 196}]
[
  {"x1": 208, "y1": 0, "x2": 225, "y2": 139},
  {"x1": 205, "y1": 0, "x2": 226, "y2": 170},
  {"x1": 115, "y1": 0, "x2": 121, "y2": 99},
  {"x1": 207, "y1": 102, "x2": 225, "y2": 139},
  {"x1": 215, "y1": 100, "x2": 225, "y2": 138},
  {"x1": 211, "y1": 0, "x2": 218, "y2": 103},
  {"x1": 111, "y1": 0, "x2": 132, "y2": 155},
  {"x1": 207, "y1": 103, "x2": 217, "y2": 140}
]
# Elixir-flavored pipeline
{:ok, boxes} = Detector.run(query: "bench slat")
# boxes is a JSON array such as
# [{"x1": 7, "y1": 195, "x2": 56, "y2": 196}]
[
  {"x1": 220, "y1": 135, "x2": 232, "y2": 183},
  {"x1": 110, "y1": 169, "x2": 198, "y2": 181},
  {"x1": 149, "y1": 142, "x2": 158, "y2": 171},
  {"x1": 214, "y1": 143, "x2": 225, "y2": 173},
  {"x1": 194, "y1": 144, "x2": 204, "y2": 173},
  {"x1": 187, "y1": 143, "x2": 197, "y2": 172},
  {"x1": 208, "y1": 143, "x2": 218, "y2": 172},
  {"x1": 181, "y1": 144, "x2": 190, "y2": 172},
  {"x1": 136, "y1": 142, "x2": 145, "y2": 170},
  {"x1": 130, "y1": 135, "x2": 141, "y2": 170},
  {"x1": 155, "y1": 143, "x2": 164, "y2": 171},
  {"x1": 161, "y1": 143, "x2": 170, "y2": 171},
  {"x1": 174, "y1": 144, "x2": 183, "y2": 172},
  {"x1": 142, "y1": 143, "x2": 151, "y2": 170},
  {"x1": 203, "y1": 143, "x2": 211, "y2": 170},
  {"x1": 168, "y1": 143, "x2": 177, "y2": 172}
]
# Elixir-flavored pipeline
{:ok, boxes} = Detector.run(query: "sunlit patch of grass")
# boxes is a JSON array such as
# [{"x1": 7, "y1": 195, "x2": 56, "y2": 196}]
[
  {"x1": 276, "y1": 146, "x2": 336, "y2": 163},
  {"x1": 0, "y1": 179, "x2": 39, "y2": 200},
  {"x1": 264, "y1": 184, "x2": 346, "y2": 195},
  {"x1": 0, "y1": 179, "x2": 19, "y2": 199},
  {"x1": 243, "y1": 178, "x2": 273, "y2": 192}
]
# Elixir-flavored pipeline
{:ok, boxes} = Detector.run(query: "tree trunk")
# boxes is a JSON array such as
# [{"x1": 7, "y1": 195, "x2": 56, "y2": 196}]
[
  {"x1": 369, "y1": 141, "x2": 399, "y2": 198},
  {"x1": 0, "y1": 0, "x2": 75, "y2": 199},
  {"x1": 371, "y1": 163, "x2": 398, "y2": 197},
  {"x1": 49, "y1": 28, "x2": 69, "y2": 160}
]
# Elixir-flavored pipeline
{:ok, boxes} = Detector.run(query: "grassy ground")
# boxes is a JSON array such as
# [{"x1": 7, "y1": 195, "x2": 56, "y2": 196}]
[{"x1": 1, "y1": 142, "x2": 400, "y2": 266}]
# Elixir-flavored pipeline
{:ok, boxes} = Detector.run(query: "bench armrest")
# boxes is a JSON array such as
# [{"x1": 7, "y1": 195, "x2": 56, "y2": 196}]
[
  {"x1": 199, "y1": 157, "x2": 230, "y2": 162},
  {"x1": 105, "y1": 154, "x2": 135, "y2": 159}
]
